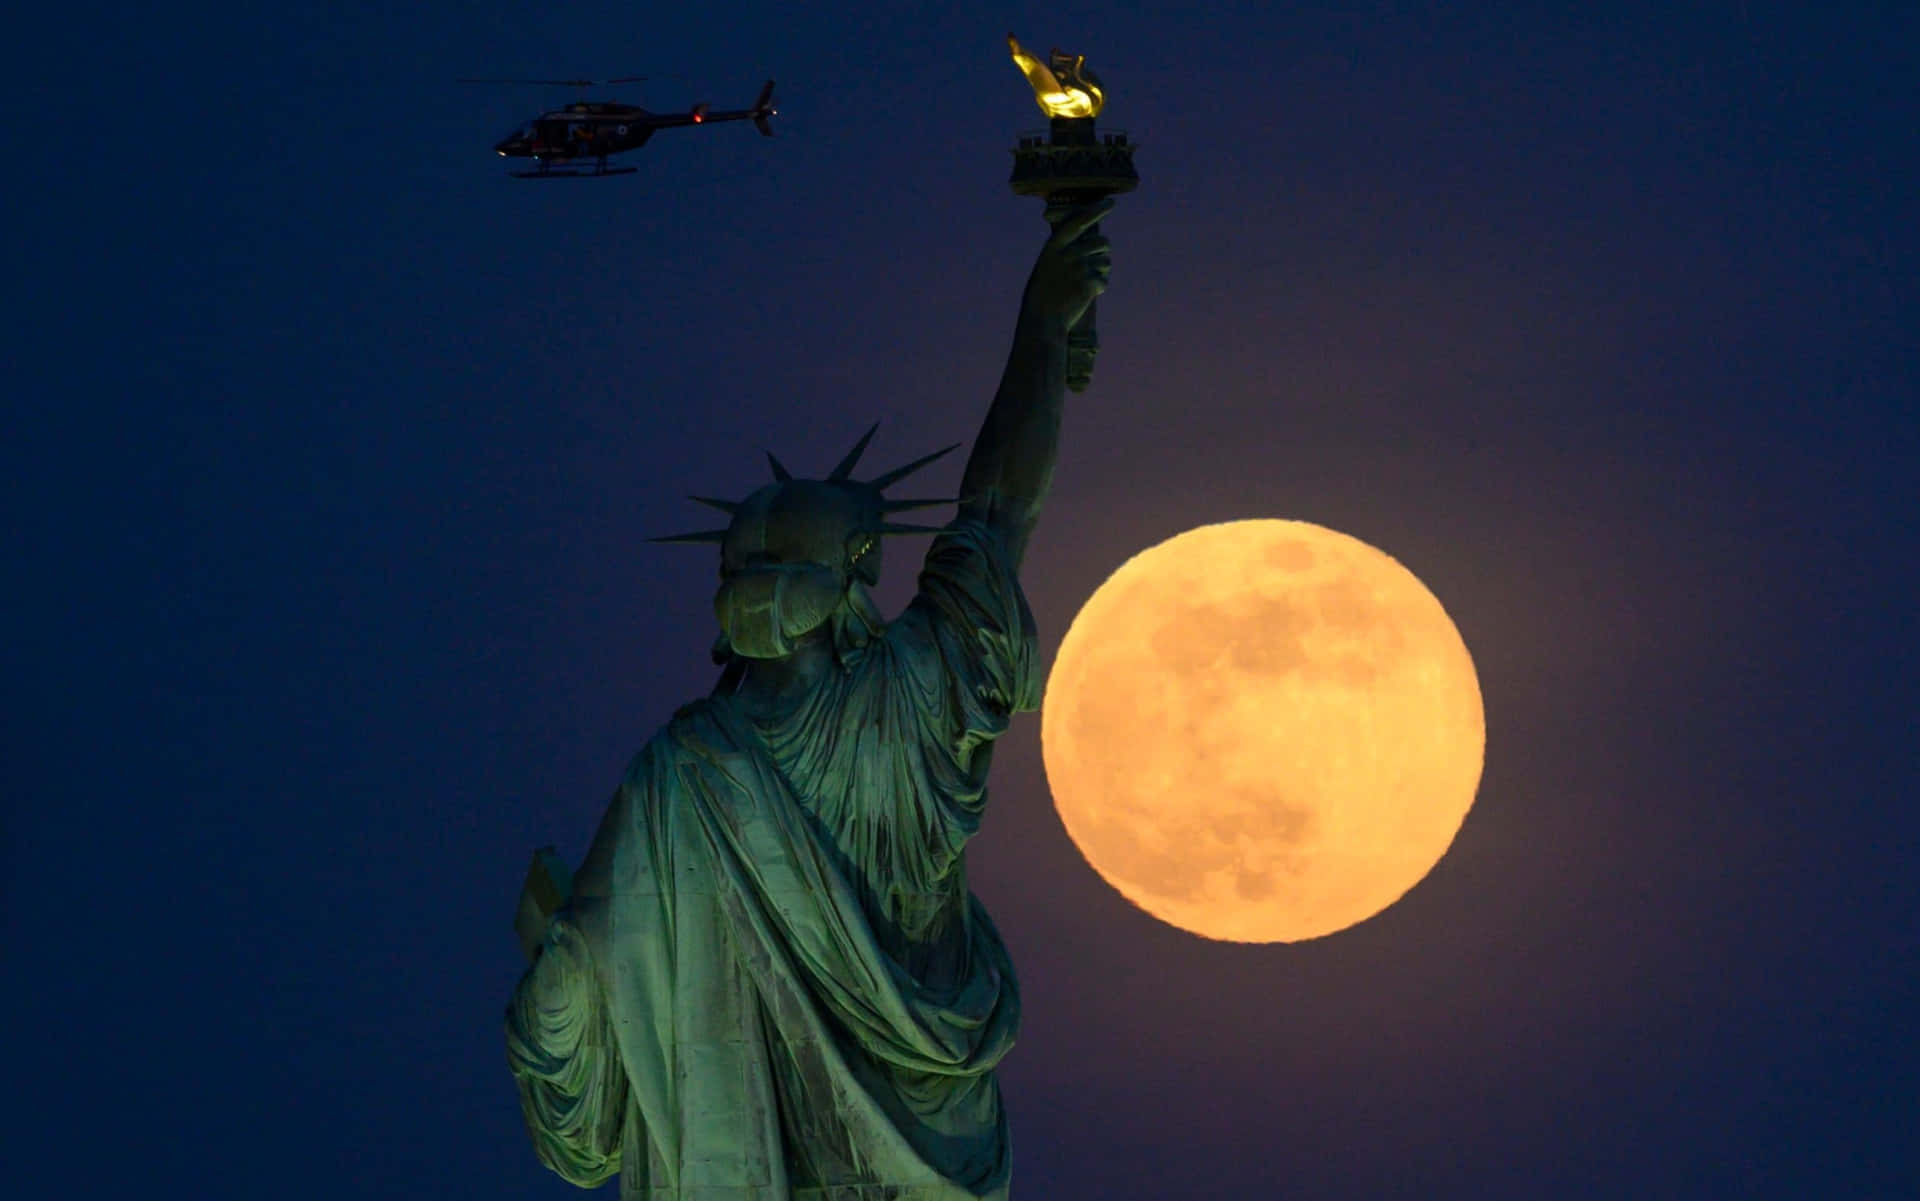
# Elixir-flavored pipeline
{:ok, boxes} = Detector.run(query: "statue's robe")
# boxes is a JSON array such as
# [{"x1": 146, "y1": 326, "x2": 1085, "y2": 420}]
[{"x1": 506, "y1": 519, "x2": 1039, "y2": 1200}]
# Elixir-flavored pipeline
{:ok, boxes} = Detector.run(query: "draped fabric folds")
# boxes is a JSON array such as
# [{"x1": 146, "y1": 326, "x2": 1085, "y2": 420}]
[{"x1": 507, "y1": 519, "x2": 1040, "y2": 1200}]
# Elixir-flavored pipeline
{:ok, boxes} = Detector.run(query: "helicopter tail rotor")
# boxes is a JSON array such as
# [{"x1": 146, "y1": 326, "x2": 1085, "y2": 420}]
[{"x1": 752, "y1": 79, "x2": 776, "y2": 136}]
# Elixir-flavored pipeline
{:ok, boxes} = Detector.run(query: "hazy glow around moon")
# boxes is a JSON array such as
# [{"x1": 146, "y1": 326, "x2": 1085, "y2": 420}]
[{"x1": 1040, "y1": 520, "x2": 1485, "y2": 943}]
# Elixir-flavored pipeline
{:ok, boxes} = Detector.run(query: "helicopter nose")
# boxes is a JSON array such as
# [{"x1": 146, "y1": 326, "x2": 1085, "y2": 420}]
[{"x1": 495, "y1": 135, "x2": 528, "y2": 156}]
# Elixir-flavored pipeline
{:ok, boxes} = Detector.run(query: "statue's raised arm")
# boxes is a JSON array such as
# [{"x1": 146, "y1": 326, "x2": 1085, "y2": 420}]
[
  {"x1": 505, "y1": 171, "x2": 1117, "y2": 1201},
  {"x1": 956, "y1": 200, "x2": 1114, "y2": 568}
]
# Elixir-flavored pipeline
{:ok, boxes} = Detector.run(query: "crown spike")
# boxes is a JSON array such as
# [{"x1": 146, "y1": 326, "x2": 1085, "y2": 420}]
[
  {"x1": 688, "y1": 495, "x2": 741, "y2": 515},
  {"x1": 766, "y1": 451, "x2": 793, "y2": 482},
  {"x1": 649, "y1": 529, "x2": 731, "y2": 544},
  {"x1": 867, "y1": 443, "x2": 960, "y2": 491},
  {"x1": 828, "y1": 422, "x2": 881, "y2": 482}
]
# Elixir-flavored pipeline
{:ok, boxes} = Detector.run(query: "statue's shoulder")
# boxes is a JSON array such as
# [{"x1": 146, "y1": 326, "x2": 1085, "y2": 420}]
[
  {"x1": 662, "y1": 696, "x2": 759, "y2": 763},
  {"x1": 668, "y1": 696, "x2": 711, "y2": 730},
  {"x1": 613, "y1": 701, "x2": 718, "y2": 788}
]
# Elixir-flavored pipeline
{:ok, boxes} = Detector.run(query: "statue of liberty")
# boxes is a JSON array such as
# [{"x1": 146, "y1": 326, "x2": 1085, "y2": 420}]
[{"x1": 504, "y1": 198, "x2": 1115, "y2": 1200}]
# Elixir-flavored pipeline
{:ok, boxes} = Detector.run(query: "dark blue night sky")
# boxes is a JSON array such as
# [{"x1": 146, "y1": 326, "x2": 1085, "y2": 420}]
[{"x1": 9, "y1": 3, "x2": 1915, "y2": 1198}]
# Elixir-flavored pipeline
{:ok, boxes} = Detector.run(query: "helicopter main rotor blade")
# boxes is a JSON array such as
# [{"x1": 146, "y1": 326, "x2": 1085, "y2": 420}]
[
  {"x1": 458, "y1": 77, "x2": 598, "y2": 87},
  {"x1": 458, "y1": 76, "x2": 649, "y2": 87}
]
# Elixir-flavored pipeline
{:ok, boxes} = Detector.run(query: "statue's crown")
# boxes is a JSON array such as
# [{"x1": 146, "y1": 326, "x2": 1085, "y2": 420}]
[{"x1": 650, "y1": 424, "x2": 958, "y2": 558}]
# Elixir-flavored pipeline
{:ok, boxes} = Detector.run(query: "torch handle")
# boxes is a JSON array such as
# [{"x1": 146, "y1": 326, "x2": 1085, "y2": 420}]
[
  {"x1": 1067, "y1": 298, "x2": 1099, "y2": 394},
  {"x1": 1047, "y1": 199, "x2": 1105, "y2": 393}
]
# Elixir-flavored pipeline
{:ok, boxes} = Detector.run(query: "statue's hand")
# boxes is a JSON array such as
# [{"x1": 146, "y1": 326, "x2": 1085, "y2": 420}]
[{"x1": 1021, "y1": 198, "x2": 1114, "y2": 334}]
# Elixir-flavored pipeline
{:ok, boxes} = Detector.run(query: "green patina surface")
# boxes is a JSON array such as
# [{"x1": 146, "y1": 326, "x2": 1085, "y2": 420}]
[{"x1": 505, "y1": 196, "x2": 1115, "y2": 1200}]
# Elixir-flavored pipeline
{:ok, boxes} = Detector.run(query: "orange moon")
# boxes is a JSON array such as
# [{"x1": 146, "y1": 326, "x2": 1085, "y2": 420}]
[{"x1": 1040, "y1": 519, "x2": 1484, "y2": 942}]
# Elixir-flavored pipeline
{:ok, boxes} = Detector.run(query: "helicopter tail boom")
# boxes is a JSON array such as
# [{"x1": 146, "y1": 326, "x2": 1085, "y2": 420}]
[{"x1": 684, "y1": 80, "x2": 775, "y2": 134}]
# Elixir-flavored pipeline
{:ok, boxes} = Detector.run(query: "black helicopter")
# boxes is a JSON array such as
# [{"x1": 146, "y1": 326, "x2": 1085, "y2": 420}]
[{"x1": 472, "y1": 77, "x2": 776, "y2": 177}]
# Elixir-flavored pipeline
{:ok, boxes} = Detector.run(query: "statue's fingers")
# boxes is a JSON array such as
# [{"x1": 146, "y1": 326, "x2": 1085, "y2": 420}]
[
  {"x1": 1074, "y1": 244, "x2": 1112, "y2": 271},
  {"x1": 1047, "y1": 198, "x2": 1117, "y2": 247}
]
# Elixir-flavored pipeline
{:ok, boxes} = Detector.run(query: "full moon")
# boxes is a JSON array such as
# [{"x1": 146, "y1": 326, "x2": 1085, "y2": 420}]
[{"x1": 1040, "y1": 520, "x2": 1484, "y2": 942}]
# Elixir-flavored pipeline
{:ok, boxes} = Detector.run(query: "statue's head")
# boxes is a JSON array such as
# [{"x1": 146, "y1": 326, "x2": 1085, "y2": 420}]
[{"x1": 652, "y1": 425, "x2": 957, "y2": 661}]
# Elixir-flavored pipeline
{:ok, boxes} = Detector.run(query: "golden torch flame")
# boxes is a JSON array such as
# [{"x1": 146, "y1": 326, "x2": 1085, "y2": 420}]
[{"x1": 1008, "y1": 33, "x2": 1105, "y2": 119}]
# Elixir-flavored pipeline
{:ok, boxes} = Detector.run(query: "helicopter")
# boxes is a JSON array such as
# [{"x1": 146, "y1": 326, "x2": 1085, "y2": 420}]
[{"x1": 470, "y1": 77, "x2": 776, "y2": 177}]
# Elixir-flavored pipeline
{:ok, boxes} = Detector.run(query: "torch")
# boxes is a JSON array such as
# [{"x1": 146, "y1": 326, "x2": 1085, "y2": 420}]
[{"x1": 1008, "y1": 34, "x2": 1139, "y2": 392}]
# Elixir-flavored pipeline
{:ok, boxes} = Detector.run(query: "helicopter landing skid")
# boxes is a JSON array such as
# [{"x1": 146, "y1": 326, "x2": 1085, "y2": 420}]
[{"x1": 510, "y1": 161, "x2": 637, "y2": 179}]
